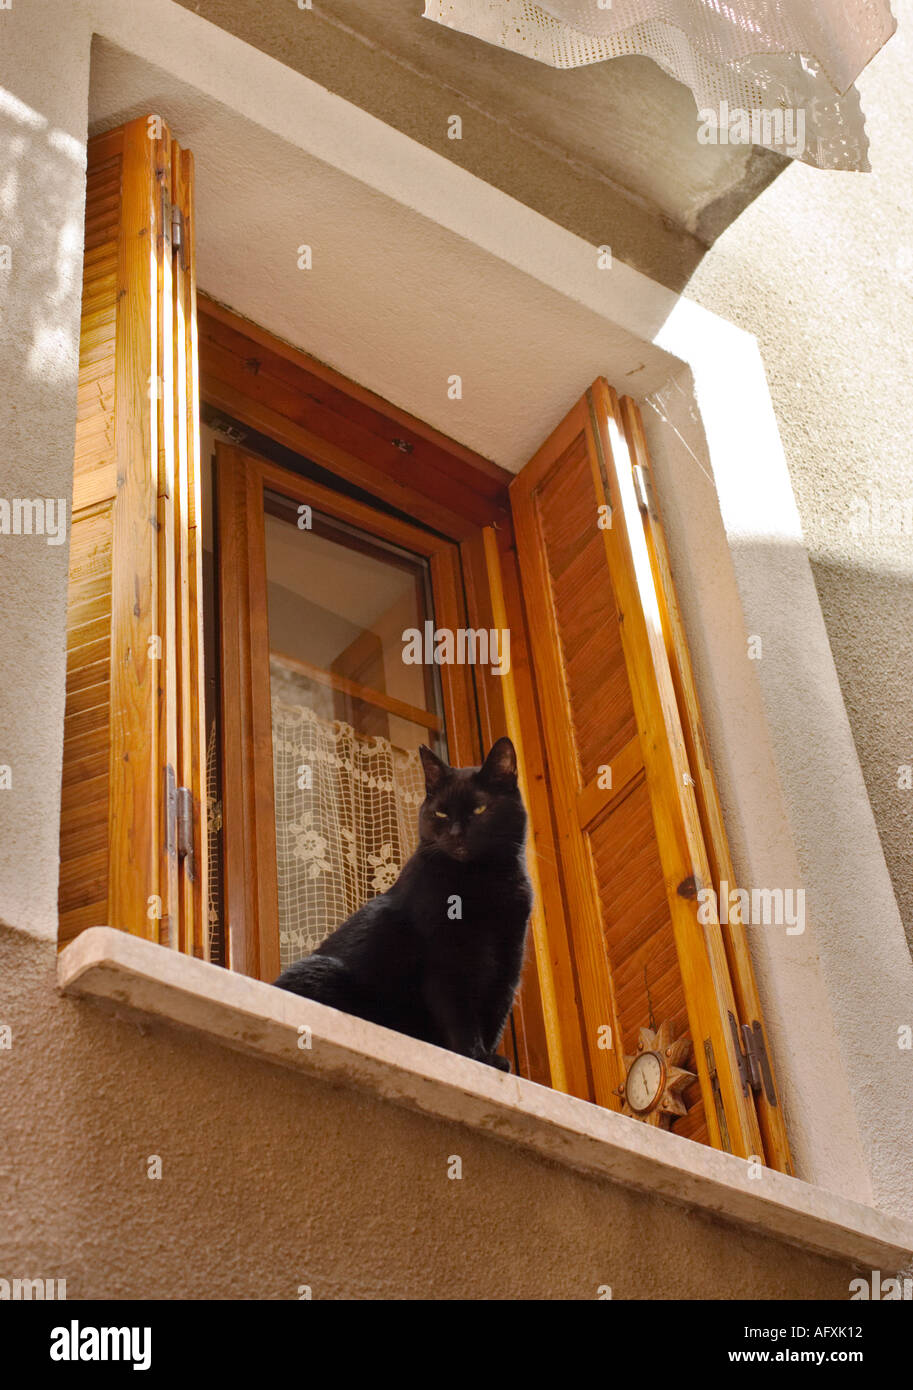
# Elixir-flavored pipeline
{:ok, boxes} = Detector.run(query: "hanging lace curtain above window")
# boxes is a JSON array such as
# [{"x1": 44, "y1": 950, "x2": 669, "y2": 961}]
[
  {"x1": 270, "y1": 661, "x2": 427, "y2": 970},
  {"x1": 423, "y1": 0, "x2": 895, "y2": 170}
]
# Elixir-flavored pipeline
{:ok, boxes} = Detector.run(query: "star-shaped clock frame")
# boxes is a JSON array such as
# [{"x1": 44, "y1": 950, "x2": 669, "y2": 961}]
[{"x1": 619, "y1": 1020, "x2": 697, "y2": 1129}]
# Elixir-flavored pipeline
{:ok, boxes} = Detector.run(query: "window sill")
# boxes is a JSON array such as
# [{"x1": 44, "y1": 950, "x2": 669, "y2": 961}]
[{"x1": 59, "y1": 927, "x2": 913, "y2": 1272}]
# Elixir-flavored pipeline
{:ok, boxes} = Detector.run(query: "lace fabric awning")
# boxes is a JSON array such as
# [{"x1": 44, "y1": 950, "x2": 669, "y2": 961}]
[{"x1": 423, "y1": 0, "x2": 896, "y2": 170}]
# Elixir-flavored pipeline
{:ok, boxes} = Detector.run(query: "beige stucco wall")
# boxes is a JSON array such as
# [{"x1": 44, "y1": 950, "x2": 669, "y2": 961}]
[
  {"x1": 0, "y1": 926, "x2": 864, "y2": 1299},
  {"x1": 0, "y1": 3, "x2": 88, "y2": 943},
  {"x1": 172, "y1": 0, "x2": 787, "y2": 287},
  {"x1": 684, "y1": 1, "x2": 913, "y2": 955}
]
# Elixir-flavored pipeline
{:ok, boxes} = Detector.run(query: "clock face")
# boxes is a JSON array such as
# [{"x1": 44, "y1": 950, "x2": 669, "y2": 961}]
[{"x1": 625, "y1": 1050, "x2": 666, "y2": 1114}]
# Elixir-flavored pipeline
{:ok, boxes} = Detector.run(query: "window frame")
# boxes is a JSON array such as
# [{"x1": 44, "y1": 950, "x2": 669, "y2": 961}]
[{"x1": 214, "y1": 443, "x2": 480, "y2": 981}]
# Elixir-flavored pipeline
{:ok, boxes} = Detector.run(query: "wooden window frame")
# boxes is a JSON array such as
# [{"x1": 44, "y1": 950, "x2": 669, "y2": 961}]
[
  {"x1": 216, "y1": 446, "x2": 479, "y2": 981},
  {"x1": 198, "y1": 296, "x2": 511, "y2": 539}
]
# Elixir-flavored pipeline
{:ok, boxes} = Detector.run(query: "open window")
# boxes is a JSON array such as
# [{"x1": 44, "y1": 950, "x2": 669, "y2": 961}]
[{"x1": 59, "y1": 116, "x2": 791, "y2": 1174}]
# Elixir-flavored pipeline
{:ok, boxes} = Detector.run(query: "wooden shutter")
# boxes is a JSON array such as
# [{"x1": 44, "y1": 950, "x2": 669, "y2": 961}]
[
  {"x1": 457, "y1": 525, "x2": 591, "y2": 1099},
  {"x1": 620, "y1": 396, "x2": 792, "y2": 1173},
  {"x1": 59, "y1": 116, "x2": 206, "y2": 956},
  {"x1": 510, "y1": 379, "x2": 791, "y2": 1169}
]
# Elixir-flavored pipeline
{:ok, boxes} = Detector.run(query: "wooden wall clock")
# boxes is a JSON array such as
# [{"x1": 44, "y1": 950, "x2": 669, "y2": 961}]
[{"x1": 619, "y1": 1021, "x2": 696, "y2": 1128}]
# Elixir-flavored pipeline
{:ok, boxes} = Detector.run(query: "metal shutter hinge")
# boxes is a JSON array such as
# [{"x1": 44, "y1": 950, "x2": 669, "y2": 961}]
[
  {"x1": 729, "y1": 1012, "x2": 777, "y2": 1105},
  {"x1": 161, "y1": 187, "x2": 186, "y2": 269},
  {"x1": 632, "y1": 462, "x2": 650, "y2": 514},
  {"x1": 703, "y1": 1037, "x2": 733, "y2": 1153},
  {"x1": 165, "y1": 765, "x2": 196, "y2": 881},
  {"x1": 171, "y1": 204, "x2": 185, "y2": 267}
]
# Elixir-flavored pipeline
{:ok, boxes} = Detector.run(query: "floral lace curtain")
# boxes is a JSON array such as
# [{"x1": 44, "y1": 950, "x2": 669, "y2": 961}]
[
  {"x1": 269, "y1": 662, "x2": 426, "y2": 970},
  {"x1": 423, "y1": 0, "x2": 896, "y2": 169}
]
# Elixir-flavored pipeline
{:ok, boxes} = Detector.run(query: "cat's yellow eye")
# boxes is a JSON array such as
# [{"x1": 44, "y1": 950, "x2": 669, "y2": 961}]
[
  {"x1": 434, "y1": 811, "x2": 448, "y2": 819},
  {"x1": 473, "y1": 805, "x2": 486, "y2": 815}
]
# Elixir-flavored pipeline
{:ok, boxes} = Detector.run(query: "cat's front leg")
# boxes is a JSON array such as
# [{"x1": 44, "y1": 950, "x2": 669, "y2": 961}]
[{"x1": 422, "y1": 975, "x2": 487, "y2": 1064}]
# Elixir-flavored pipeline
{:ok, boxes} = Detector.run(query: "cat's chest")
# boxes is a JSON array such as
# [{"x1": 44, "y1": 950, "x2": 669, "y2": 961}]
[{"x1": 411, "y1": 864, "x2": 530, "y2": 937}]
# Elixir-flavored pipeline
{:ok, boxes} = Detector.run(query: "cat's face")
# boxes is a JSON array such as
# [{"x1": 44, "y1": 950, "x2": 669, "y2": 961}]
[{"x1": 417, "y1": 737, "x2": 527, "y2": 864}]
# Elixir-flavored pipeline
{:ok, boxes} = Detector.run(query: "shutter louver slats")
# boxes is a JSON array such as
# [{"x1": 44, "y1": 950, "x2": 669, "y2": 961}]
[
  {"x1": 511, "y1": 380, "x2": 787, "y2": 1165},
  {"x1": 59, "y1": 116, "x2": 206, "y2": 956}
]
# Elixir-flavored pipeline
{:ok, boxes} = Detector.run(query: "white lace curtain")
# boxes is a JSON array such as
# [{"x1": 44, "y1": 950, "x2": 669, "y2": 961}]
[
  {"x1": 423, "y1": 0, "x2": 896, "y2": 169},
  {"x1": 270, "y1": 663, "x2": 426, "y2": 970}
]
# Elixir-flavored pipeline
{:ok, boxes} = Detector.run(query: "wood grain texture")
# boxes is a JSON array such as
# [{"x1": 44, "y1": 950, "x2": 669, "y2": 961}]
[
  {"x1": 60, "y1": 119, "x2": 166, "y2": 946},
  {"x1": 484, "y1": 525, "x2": 593, "y2": 1098},
  {"x1": 155, "y1": 124, "x2": 180, "y2": 950},
  {"x1": 508, "y1": 382, "x2": 775, "y2": 1159},
  {"x1": 460, "y1": 525, "x2": 553, "y2": 1090},
  {"x1": 534, "y1": 438, "x2": 635, "y2": 783},
  {"x1": 510, "y1": 401, "x2": 625, "y2": 1111},
  {"x1": 216, "y1": 445, "x2": 281, "y2": 981},
  {"x1": 172, "y1": 145, "x2": 209, "y2": 960},
  {"x1": 105, "y1": 118, "x2": 165, "y2": 942},
  {"x1": 217, "y1": 447, "x2": 483, "y2": 983},
  {"x1": 58, "y1": 135, "x2": 121, "y2": 945},
  {"x1": 588, "y1": 776, "x2": 706, "y2": 1142}
]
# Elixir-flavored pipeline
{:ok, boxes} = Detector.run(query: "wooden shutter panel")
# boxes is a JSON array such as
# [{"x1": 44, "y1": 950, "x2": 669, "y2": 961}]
[
  {"x1": 59, "y1": 116, "x2": 206, "y2": 956},
  {"x1": 170, "y1": 144, "x2": 208, "y2": 958},
  {"x1": 619, "y1": 396, "x2": 792, "y2": 1174},
  {"x1": 510, "y1": 379, "x2": 788, "y2": 1166},
  {"x1": 459, "y1": 525, "x2": 583, "y2": 1095}
]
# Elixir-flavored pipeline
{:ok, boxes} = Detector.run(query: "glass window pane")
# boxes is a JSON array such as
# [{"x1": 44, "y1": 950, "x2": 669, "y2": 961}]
[{"x1": 263, "y1": 489, "x2": 446, "y2": 967}]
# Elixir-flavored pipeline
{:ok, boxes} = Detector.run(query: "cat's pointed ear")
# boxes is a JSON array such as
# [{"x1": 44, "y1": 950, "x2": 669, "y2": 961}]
[
  {"x1": 419, "y1": 744, "x2": 450, "y2": 795},
  {"x1": 479, "y1": 736, "x2": 518, "y2": 791}
]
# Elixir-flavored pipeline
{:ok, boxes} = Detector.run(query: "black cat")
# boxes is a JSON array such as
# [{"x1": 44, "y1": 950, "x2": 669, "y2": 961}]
[{"x1": 273, "y1": 736, "x2": 532, "y2": 1071}]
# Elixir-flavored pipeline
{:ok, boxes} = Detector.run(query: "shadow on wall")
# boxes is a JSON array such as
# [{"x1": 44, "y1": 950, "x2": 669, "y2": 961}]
[
  {"x1": 0, "y1": 89, "x2": 86, "y2": 937},
  {"x1": 0, "y1": 92, "x2": 85, "y2": 396},
  {"x1": 809, "y1": 556, "x2": 913, "y2": 953},
  {"x1": 641, "y1": 367, "x2": 913, "y2": 961},
  {"x1": 166, "y1": 0, "x2": 788, "y2": 292}
]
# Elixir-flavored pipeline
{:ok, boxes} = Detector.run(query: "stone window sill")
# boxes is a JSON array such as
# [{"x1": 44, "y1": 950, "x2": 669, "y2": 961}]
[{"x1": 58, "y1": 927, "x2": 913, "y2": 1271}]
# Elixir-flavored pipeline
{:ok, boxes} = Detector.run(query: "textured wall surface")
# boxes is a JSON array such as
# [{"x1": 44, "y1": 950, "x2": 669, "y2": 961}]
[
  {"x1": 0, "y1": 4, "x2": 90, "y2": 940},
  {"x1": 172, "y1": 0, "x2": 786, "y2": 285},
  {"x1": 0, "y1": 928, "x2": 862, "y2": 1300},
  {"x1": 684, "y1": 5, "x2": 913, "y2": 952}
]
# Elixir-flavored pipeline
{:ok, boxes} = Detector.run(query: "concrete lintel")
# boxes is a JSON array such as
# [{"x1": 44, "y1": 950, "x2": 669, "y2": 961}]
[{"x1": 58, "y1": 926, "x2": 913, "y2": 1274}]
